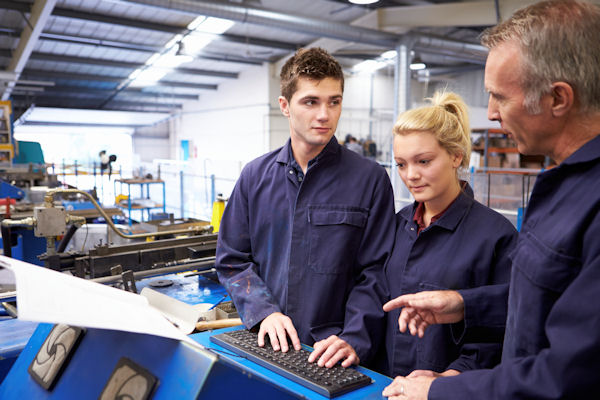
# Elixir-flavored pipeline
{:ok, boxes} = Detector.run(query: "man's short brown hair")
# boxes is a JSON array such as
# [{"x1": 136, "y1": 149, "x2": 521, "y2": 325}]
[{"x1": 280, "y1": 47, "x2": 344, "y2": 101}]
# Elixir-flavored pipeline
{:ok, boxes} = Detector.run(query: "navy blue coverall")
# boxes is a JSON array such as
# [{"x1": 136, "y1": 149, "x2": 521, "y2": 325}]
[
  {"x1": 430, "y1": 134, "x2": 600, "y2": 399},
  {"x1": 216, "y1": 137, "x2": 395, "y2": 364},
  {"x1": 384, "y1": 188, "x2": 517, "y2": 377}
]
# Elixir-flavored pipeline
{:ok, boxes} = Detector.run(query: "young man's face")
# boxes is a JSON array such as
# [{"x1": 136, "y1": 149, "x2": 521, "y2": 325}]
[{"x1": 279, "y1": 76, "x2": 343, "y2": 154}]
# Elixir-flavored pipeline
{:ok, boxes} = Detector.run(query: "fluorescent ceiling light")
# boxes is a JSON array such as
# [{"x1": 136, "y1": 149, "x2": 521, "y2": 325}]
[
  {"x1": 192, "y1": 17, "x2": 234, "y2": 34},
  {"x1": 17, "y1": 107, "x2": 169, "y2": 127},
  {"x1": 153, "y1": 48, "x2": 193, "y2": 68},
  {"x1": 410, "y1": 56, "x2": 426, "y2": 70},
  {"x1": 129, "y1": 15, "x2": 234, "y2": 88},
  {"x1": 349, "y1": 0, "x2": 380, "y2": 4},
  {"x1": 353, "y1": 59, "x2": 386, "y2": 74},
  {"x1": 187, "y1": 16, "x2": 207, "y2": 31},
  {"x1": 181, "y1": 33, "x2": 213, "y2": 55},
  {"x1": 409, "y1": 62, "x2": 426, "y2": 71},
  {"x1": 165, "y1": 34, "x2": 183, "y2": 49},
  {"x1": 131, "y1": 46, "x2": 193, "y2": 87},
  {"x1": 381, "y1": 50, "x2": 397, "y2": 60},
  {"x1": 129, "y1": 68, "x2": 169, "y2": 87}
]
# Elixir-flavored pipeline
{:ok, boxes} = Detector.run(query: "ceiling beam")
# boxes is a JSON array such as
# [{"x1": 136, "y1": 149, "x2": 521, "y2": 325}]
[
  {"x1": 35, "y1": 85, "x2": 199, "y2": 100},
  {"x1": 10, "y1": 94, "x2": 183, "y2": 111},
  {"x1": 377, "y1": 0, "x2": 600, "y2": 28},
  {"x1": 2, "y1": 0, "x2": 56, "y2": 100},
  {"x1": 51, "y1": 6, "x2": 181, "y2": 34},
  {"x1": 0, "y1": 50, "x2": 240, "y2": 78},
  {"x1": 0, "y1": 3, "x2": 303, "y2": 52},
  {"x1": 20, "y1": 69, "x2": 219, "y2": 90},
  {"x1": 122, "y1": 0, "x2": 401, "y2": 47}
]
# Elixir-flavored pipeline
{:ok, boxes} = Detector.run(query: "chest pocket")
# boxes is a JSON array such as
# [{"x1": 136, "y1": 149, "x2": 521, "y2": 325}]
[
  {"x1": 506, "y1": 232, "x2": 582, "y2": 356},
  {"x1": 308, "y1": 205, "x2": 368, "y2": 274},
  {"x1": 515, "y1": 232, "x2": 581, "y2": 292}
]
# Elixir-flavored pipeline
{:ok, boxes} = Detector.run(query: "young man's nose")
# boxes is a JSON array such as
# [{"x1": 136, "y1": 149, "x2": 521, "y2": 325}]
[{"x1": 316, "y1": 103, "x2": 330, "y2": 121}]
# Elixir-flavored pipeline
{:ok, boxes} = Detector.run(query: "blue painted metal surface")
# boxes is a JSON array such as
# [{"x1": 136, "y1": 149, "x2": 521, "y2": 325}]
[
  {"x1": 0, "y1": 323, "x2": 299, "y2": 399},
  {"x1": 136, "y1": 273, "x2": 229, "y2": 308},
  {"x1": 4, "y1": 229, "x2": 46, "y2": 266},
  {"x1": 61, "y1": 200, "x2": 95, "y2": 211},
  {"x1": 517, "y1": 207, "x2": 524, "y2": 231},
  {"x1": 0, "y1": 180, "x2": 25, "y2": 200},
  {"x1": 0, "y1": 318, "x2": 38, "y2": 383},
  {"x1": 0, "y1": 273, "x2": 228, "y2": 385}
]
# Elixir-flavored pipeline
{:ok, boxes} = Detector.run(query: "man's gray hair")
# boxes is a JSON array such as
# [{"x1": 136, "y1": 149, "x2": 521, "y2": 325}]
[{"x1": 481, "y1": 0, "x2": 600, "y2": 114}]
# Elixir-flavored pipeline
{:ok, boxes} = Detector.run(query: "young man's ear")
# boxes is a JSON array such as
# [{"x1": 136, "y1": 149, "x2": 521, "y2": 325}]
[
  {"x1": 550, "y1": 82, "x2": 574, "y2": 117},
  {"x1": 279, "y1": 96, "x2": 290, "y2": 117}
]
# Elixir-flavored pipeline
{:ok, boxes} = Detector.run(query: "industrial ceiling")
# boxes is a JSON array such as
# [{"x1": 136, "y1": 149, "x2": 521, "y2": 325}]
[{"x1": 0, "y1": 0, "x2": 544, "y2": 121}]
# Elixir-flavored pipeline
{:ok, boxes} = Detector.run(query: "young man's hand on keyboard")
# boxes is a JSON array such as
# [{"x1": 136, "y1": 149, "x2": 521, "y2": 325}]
[
  {"x1": 258, "y1": 312, "x2": 302, "y2": 352},
  {"x1": 308, "y1": 335, "x2": 359, "y2": 368}
]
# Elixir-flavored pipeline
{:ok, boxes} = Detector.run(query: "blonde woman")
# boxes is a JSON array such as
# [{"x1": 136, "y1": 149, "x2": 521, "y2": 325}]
[{"x1": 381, "y1": 92, "x2": 517, "y2": 379}]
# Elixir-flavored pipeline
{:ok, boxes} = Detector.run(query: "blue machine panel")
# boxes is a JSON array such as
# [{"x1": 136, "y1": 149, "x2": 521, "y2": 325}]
[
  {"x1": 0, "y1": 180, "x2": 24, "y2": 200},
  {"x1": 0, "y1": 324, "x2": 299, "y2": 399},
  {"x1": 0, "y1": 318, "x2": 38, "y2": 383}
]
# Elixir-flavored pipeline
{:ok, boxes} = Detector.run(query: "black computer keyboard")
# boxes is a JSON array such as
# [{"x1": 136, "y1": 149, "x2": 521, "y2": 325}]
[{"x1": 210, "y1": 329, "x2": 372, "y2": 398}]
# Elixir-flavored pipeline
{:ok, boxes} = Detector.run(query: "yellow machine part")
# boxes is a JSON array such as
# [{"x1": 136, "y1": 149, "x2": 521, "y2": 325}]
[
  {"x1": 115, "y1": 194, "x2": 129, "y2": 204},
  {"x1": 211, "y1": 198, "x2": 226, "y2": 233}
]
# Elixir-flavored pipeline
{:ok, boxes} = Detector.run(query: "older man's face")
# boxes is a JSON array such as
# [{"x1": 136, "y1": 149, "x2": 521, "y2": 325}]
[{"x1": 485, "y1": 41, "x2": 555, "y2": 157}]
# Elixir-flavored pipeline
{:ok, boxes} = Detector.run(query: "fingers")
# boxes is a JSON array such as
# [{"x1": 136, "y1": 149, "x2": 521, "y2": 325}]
[
  {"x1": 308, "y1": 336, "x2": 359, "y2": 368},
  {"x1": 398, "y1": 307, "x2": 417, "y2": 333},
  {"x1": 258, "y1": 312, "x2": 300, "y2": 352},
  {"x1": 383, "y1": 295, "x2": 413, "y2": 312},
  {"x1": 258, "y1": 323, "x2": 267, "y2": 347},
  {"x1": 283, "y1": 318, "x2": 301, "y2": 351},
  {"x1": 417, "y1": 319, "x2": 430, "y2": 338},
  {"x1": 273, "y1": 322, "x2": 288, "y2": 352},
  {"x1": 408, "y1": 312, "x2": 424, "y2": 336},
  {"x1": 407, "y1": 369, "x2": 437, "y2": 378},
  {"x1": 308, "y1": 336, "x2": 330, "y2": 363},
  {"x1": 382, "y1": 376, "x2": 405, "y2": 397}
]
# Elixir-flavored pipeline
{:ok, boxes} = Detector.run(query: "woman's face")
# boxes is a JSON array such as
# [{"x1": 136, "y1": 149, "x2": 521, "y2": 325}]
[{"x1": 393, "y1": 131, "x2": 462, "y2": 206}]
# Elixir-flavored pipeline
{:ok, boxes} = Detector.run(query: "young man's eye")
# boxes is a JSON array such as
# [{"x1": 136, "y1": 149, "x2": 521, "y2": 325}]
[
  {"x1": 304, "y1": 100, "x2": 315, "y2": 106},
  {"x1": 330, "y1": 99, "x2": 341, "y2": 106}
]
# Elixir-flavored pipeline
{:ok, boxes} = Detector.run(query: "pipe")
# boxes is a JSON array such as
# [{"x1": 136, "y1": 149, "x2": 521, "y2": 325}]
[
  {"x1": 412, "y1": 35, "x2": 488, "y2": 63},
  {"x1": 122, "y1": 0, "x2": 400, "y2": 48},
  {"x1": 91, "y1": 260, "x2": 216, "y2": 284},
  {"x1": 1, "y1": 225, "x2": 12, "y2": 258},
  {"x1": 57, "y1": 223, "x2": 78, "y2": 253},
  {"x1": 43, "y1": 189, "x2": 210, "y2": 240},
  {"x1": 1, "y1": 217, "x2": 36, "y2": 227},
  {"x1": 122, "y1": 0, "x2": 490, "y2": 64}
]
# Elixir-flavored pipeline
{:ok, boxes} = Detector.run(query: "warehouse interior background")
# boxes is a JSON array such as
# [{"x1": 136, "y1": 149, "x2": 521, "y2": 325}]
[
  {"x1": 3, "y1": 0, "x2": 598, "y2": 396},
  {"x1": 0, "y1": 0, "x2": 568, "y2": 225}
]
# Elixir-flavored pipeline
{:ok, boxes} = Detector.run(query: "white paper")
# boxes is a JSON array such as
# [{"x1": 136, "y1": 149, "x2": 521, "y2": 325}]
[
  {"x1": 140, "y1": 287, "x2": 203, "y2": 334},
  {"x1": 0, "y1": 256, "x2": 200, "y2": 347}
]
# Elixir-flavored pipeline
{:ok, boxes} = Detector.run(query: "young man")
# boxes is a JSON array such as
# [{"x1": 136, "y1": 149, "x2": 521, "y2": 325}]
[
  {"x1": 216, "y1": 48, "x2": 395, "y2": 368},
  {"x1": 382, "y1": 1, "x2": 600, "y2": 399}
]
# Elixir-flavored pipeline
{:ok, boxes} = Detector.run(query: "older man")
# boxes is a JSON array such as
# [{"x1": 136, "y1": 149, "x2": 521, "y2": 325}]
[{"x1": 383, "y1": 1, "x2": 600, "y2": 399}]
